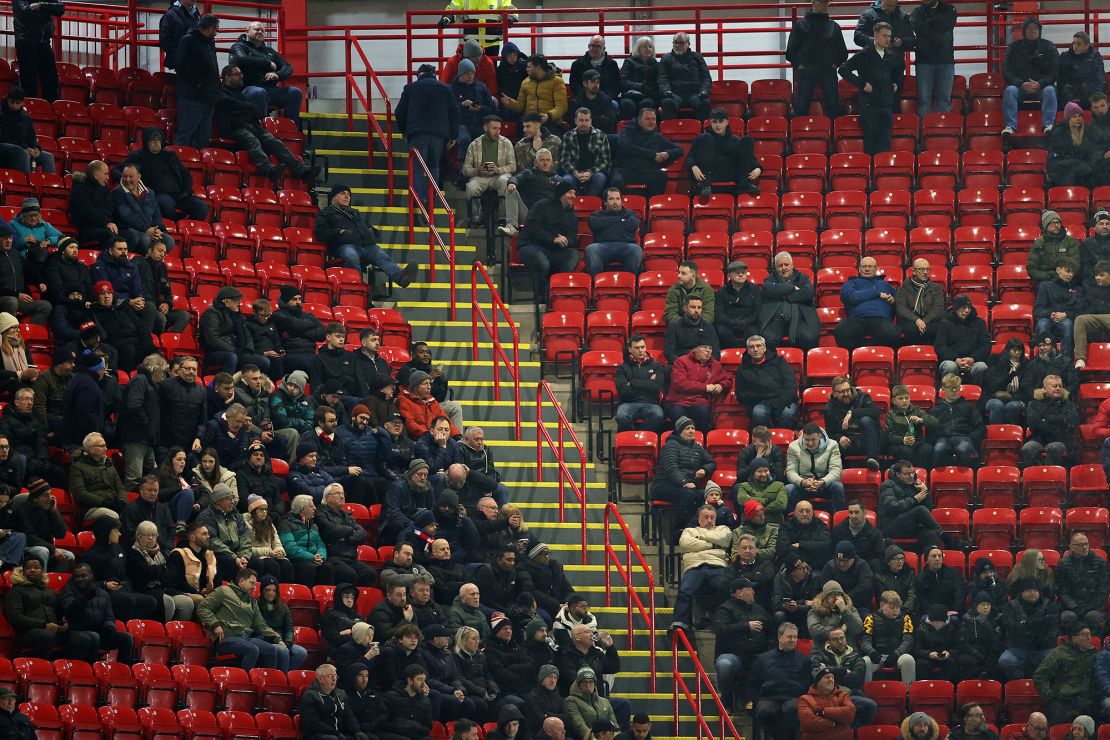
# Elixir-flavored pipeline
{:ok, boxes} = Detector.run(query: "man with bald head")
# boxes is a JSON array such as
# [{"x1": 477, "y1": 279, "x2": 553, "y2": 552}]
[
  {"x1": 896, "y1": 258, "x2": 946, "y2": 343},
  {"x1": 447, "y1": 582, "x2": 490, "y2": 639},
  {"x1": 540, "y1": 716, "x2": 567, "y2": 740},
  {"x1": 835, "y1": 256, "x2": 899, "y2": 350},
  {"x1": 776, "y1": 499, "x2": 832, "y2": 569},
  {"x1": 1017, "y1": 712, "x2": 1048, "y2": 740},
  {"x1": 570, "y1": 35, "x2": 620, "y2": 99},
  {"x1": 424, "y1": 538, "x2": 470, "y2": 605},
  {"x1": 758, "y1": 251, "x2": 820, "y2": 351}
]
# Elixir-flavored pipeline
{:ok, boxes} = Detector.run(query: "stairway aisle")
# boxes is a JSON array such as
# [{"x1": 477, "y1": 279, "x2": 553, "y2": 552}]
[{"x1": 304, "y1": 111, "x2": 724, "y2": 738}]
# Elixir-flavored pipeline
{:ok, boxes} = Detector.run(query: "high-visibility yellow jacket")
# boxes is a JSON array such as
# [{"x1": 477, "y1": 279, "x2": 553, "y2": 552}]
[{"x1": 442, "y1": 0, "x2": 518, "y2": 49}]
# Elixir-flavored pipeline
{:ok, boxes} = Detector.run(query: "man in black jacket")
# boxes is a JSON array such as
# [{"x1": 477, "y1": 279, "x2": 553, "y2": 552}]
[
  {"x1": 830, "y1": 500, "x2": 885, "y2": 566},
  {"x1": 120, "y1": 127, "x2": 207, "y2": 220},
  {"x1": 909, "y1": 0, "x2": 957, "y2": 114},
  {"x1": 133, "y1": 241, "x2": 189, "y2": 335},
  {"x1": 200, "y1": 286, "x2": 269, "y2": 375},
  {"x1": 610, "y1": 107, "x2": 683, "y2": 197},
  {"x1": 215, "y1": 65, "x2": 319, "y2": 186},
  {"x1": 13, "y1": 0, "x2": 63, "y2": 101},
  {"x1": 455, "y1": 426, "x2": 509, "y2": 507},
  {"x1": 14, "y1": 478, "x2": 72, "y2": 570},
  {"x1": 244, "y1": 298, "x2": 285, "y2": 381},
  {"x1": 500, "y1": 146, "x2": 560, "y2": 236},
  {"x1": 1021, "y1": 374, "x2": 1078, "y2": 467},
  {"x1": 397, "y1": 64, "x2": 460, "y2": 199},
  {"x1": 1002, "y1": 17, "x2": 1060, "y2": 135},
  {"x1": 158, "y1": 354, "x2": 207, "y2": 457},
  {"x1": 931, "y1": 373, "x2": 985, "y2": 468},
  {"x1": 760, "y1": 252, "x2": 820, "y2": 351},
  {"x1": 272, "y1": 286, "x2": 325, "y2": 376},
  {"x1": 173, "y1": 14, "x2": 220, "y2": 149},
  {"x1": 748, "y1": 622, "x2": 811, "y2": 740},
  {"x1": 736, "y1": 335, "x2": 798, "y2": 430},
  {"x1": 583, "y1": 187, "x2": 641, "y2": 276},
  {"x1": 614, "y1": 334, "x2": 666, "y2": 432},
  {"x1": 663, "y1": 294, "x2": 720, "y2": 364},
  {"x1": 383, "y1": 664, "x2": 434, "y2": 740},
  {"x1": 657, "y1": 32, "x2": 711, "y2": 120},
  {"x1": 302, "y1": 663, "x2": 375, "y2": 740},
  {"x1": 712, "y1": 577, "x2": 772, "y2": 715},
  {"x1": 786, "y1": 0, "x2": 849, "y2": 117},
  {"x1": 839, "y1": 22, "x2": 904, "y2": 155},
  {"x1": 0, "y1": 223, "x2": 48, "y2": 325},
  {"x1": 686, "y1": 109, "x2": 761, "y2": 197},
  {"x1": 314, "y1": 184, "x2": 417, "y2": 287},
  {"x1": 3, "y1": 552, "x2": 96, "y2": 660},
  {"x1": 0, "y1": 88, "x2": 55, "y2": 174},
  {"x1": 569, "y1": 35, "x2": 621, "y2": 99},
  {"x1": 518, "y1": 181, "x2": 579, "y2": 305},
  {"x1": 716, "y1": 260, "x2": 761, "y2": 349},
  {"x1": 854, "y1": 0, "x2": 915, "y2": 50},
  {"x1": 158, "y1": 0, "x2": 198, "y2": 71},
  {"x1": 776, "y1": 500, "x2": 832, "y2": 570},
  {"x1": 230, "y1": 20, "x2": 304, "y2": 124},
  {"x1": 825, "y1": 377, "x2": 882, "y2": 468}
]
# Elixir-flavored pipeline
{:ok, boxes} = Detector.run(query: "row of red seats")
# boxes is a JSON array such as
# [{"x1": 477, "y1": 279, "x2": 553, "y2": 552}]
[
  {"x1": 862, "y1": 678, "x2": 1039, "y2": 727},
  {"x1": 19, "y1": 704, "x2": 296, "y2": 740}
]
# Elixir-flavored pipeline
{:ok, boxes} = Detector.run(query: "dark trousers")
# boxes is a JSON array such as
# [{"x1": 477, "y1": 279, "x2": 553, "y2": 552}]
[
  {"x1": 16, "y1": 40, "x2": 58, "y2": 101},
  {"x1": 882, "y1": 506, "x2": 943, "y2": 549},
  {"x1": 174, "y1": 97, "x2": 214, "y2": 150},
  {"x1": 897, "y1": 317, "x2": 940, "y2": 346},
  {"x1": 619, "y1": 94, "x2": 656, "y2": 120},
  {"x1": 292, "y1": 559, "x2": 335, "y2": 587},
  {"x1": 330, "y1": 556, "x2": 377, "y2": 587},
  {"x1": 16, "y1": 627, "x2": 98, "y2": 662},
  {"x1": 155, "y1": 192, "x2": 209, "y2": 221},
  {"x1": 839, "y1": 416, "x2": 881, "y2": 459},
  {"x1": 755, "y1": 698, "x2": 800, "y2": 740},
  {"x1": 661, "y1": 92, "x2": 709, "y2": 120},
  {"x1": 108, "y1": 588, "x2": 160, "y2": 622},
  {"x1": 794, "y1": 67, "x2": 839, "y2": 117},
  {"x1": 206, "y1": 350, "x2": 271, "y2": 375},
  {"x1": 610, "y1": 167, "x2": 668, "y2": 198},
  {"x1": 227, "y1": 128, "x2": 302, "y2": 174},
  {"x1": 861, "y1": 102, "x2": 893, "y2": 155},
  {"x1": 886, "y1": 442, "x2": 934, "y2": 468},
  {"x1": 763, "y1": 316, "x2": 819, "y2": 352},
  {"x1": 834, "y1": 316, "x2": 899, "y2": 350},
  {"x1": 518, "y1": 242, "x2": 579, "y2": 303},
  {"x1": 665, "y1": 403, "x2": 711, "y2": 433}
]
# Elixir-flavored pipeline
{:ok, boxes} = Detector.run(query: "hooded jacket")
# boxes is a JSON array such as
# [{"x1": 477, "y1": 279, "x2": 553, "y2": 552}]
[
  {"x1": 1004, "y1": 18, "x2": 1060, "y2": 89},
  {"x1": 121, "y1": 127, "x2": 193, "y2": 199},
  {"x1": 841, "y1": 274, "x2": 897, "y2": 319},
  {"x1": 496, "y1": 42, "x2": 527, "y2": 98},
  {"x1": 735, "y1": 346, "x2": 797, "y2": 412},
  {"x1": 505, "y1": 65, "x2": 568, "y2": 122},
  {"x1": 58, "y1": 576, "x2": 115, "y2": 633},
  {"x1": 910, "y1": 1, "x2": 957, "y2": 64},
  {"x1": 320, "y1": 583, "x2": 364, "y2": 651},
  {"x1": 873, "y1": 559, "x2": 917, "y2": 613},
  {"x1": 959, "y1": 604, "x2": 1002, "y2": 666},
  {"x1": 1027, "y1": 220, "x2": 1081, "y2": 283},
  {"x1": 2, "y1": 565, "x2": 57, "y2": 635},
  {"x1": 1033, "y1": 639, "x2": 1097, "y2": 703},
  {"x1": 854, "y1": 0, "x2": 916, "y2": 49},
  {"x1": 657, "y1": 48, "x2": 711, "y2": 99},
  {"x1": 935, "y1": 305, "x2": 990, "y2": 363},
  {"x1": 563, "y1": 667, "x2": 618, "y2": 738},
  {"x1": 807, "y1": 587, "x2": 864, "y2": 645},
  {"x1": 654, "y1": 427, "x2": 716, "y2": 490},
  {"x1": 900, "y1": 714, "x2": 941, "y2": 740},
  {"x1": 440, "y1": 43, "x2": 499, "y2": 95},
  {"x1": 786, "y1": 431, "x2": 842, "y2": 487},
  {"x1": 1025, "y1": 386, "x2": 1078, "y2": 447},
  {"x1": 174, "y1": 27, "x2": 220, "y2": 103},
  {"x1": 69, "y1": 450, "x2": 126, "y2": 517},
  {"x1": 0, "y1": 96, "x2": 37, "y2": 150},
  {"x1": 197, "y1": 579, "x2": 280, "y2": 641}
]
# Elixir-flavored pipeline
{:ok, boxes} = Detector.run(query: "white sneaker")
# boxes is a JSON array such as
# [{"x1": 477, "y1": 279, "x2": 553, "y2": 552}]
[
  {"x1": 1076, "y1": 358, "x2": 1087, "y2": 369},
  {"x1": 1001, "y1": 126, "x2": 1016, "y2": 135},
  {"x1": 497, "y1": 224, "x2": 517, "y2": 236},
  {"x1": 1043, "y1": 124, "x2": 1054, "y2": 133}
]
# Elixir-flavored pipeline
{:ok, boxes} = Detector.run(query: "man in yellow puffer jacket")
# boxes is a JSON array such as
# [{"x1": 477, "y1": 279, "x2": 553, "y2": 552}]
[{"x1": 501, "y1": 55, "x2": 567, "y2": 132}]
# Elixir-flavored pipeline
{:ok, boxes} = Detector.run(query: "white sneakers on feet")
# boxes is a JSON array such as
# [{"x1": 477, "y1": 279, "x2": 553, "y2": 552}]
[
  {"x1": 1043, "y1": 124, "x2": 1054, "y2": 133},
  {"x1": 497, "y1": 224, "x2": 518, "y2": 236},
  {"x1": 1002, "y1": 126, "x2": 1016, "y2": 135},
  {"x1": 1076, "y1": 358, "x2": 1087, "y2": 369}
]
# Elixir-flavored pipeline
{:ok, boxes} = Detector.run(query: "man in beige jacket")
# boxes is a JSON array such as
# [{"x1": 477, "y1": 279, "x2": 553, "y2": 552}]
[{"x1": 669, "y1": 504, "x2": 732, "y2": 633}]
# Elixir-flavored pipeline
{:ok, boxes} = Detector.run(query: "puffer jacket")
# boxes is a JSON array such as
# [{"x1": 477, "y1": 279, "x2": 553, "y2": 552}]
[
  {"x1": 615, "y1": 351, "x2": 667, "y2": 405},
  {"x1": 854, "y1": 0, "x2": 916, "y2": 49},
  {"x1": 412, "y1": 433, "x2": 457, "y2": 474},
  {"x1": 505, "y1": 66, "x2": 568, "y2": 122},
  {"x1": 197, "y1": 504, "x2": 251, "y2": 559},
  {"x1": 840, "y1": 275, "x2": 896, "y2": 319},
  {"x1": 678, "y1": 523, "x2": 731, "y2": 573},
  {"x1": 277, "y1": 511, "x2": 327, "y2": 563},
  {"x1": 563, "y1": 669, "x2": 618, "y2": 739},
  {"x1": 861, "y1": 609, "x2": 913, "y2": 659},
  {"x1": 776, "y1": 517, "x2": 831, "y2": 568},
  {"x1": 42, "y1": 247, "x2": 91, "y2": 304},
  {"x1": 654, "y1": 430, "x2": 716, "y2": 489},
  {"x1": 712, "y1": 595, "x2": 772, "y2": 659},
  {"x1": 398, "y1": 389, "x2": 459, "y2": 440},
  {"x1": 228, "y1": 34, "x2": 293, "y2": 88},
  {"x1": 118, "y1": 366, "x2": 160, "y2": 446},
  {"x1": 798, "y1": 685, "x2": 856, "y2": 740},
  {"x1": 68, "y1": 450, "x2": 126, "y2": 517},
  {"x1": 931, "y1": 395, "x2": 985, "y2": 442},
  {"x1": 735, "y1": 475, "x2": 788, "y2": 524},
  {"x1": 159, "y1": 374, "x2": 207, "y2": 451},
  {"x1": 1034, "y1": 640, "x2": 1097, "y2": 703},
  {"x1": 663, "y1": 313, "x2": 720, "y2": 362},
  {"x1": 1003, "y1": 18, "x2": 1060, "y2": 90},
  {"x1": 785, "y1": 430, "x2": 843, "y2": 488},
  {"x1": 0, "y1": 94, "x2": 37, "y2": 149},
  {"x1": 935, "y1": 305, "x2": 990, "y2": 363},
  {"x1": 1027, "y1": 225, "x2": 1080, "y2": 283},
  {"x1": 664, "y1": 349, "x2": 730, "y2": 405},
  {"x1": 959, "y1": 607, "x2": 1002, "y2": 666},
  {"x1": 1056, "y1": 551, "x2": 1109, "y2": 615},
  {"x1": 873, "y1": 562, "x2": 918, "y2": 613},
  {"x1": 286, "y1": 462, "x2": 334, "y2": 503},
  {"x1": 1001, "y1": 595, "x2": 1060, "y2": 650},
  {"x1": 735, "y1": 346, "x2": 797, "y2": 412},
  {"x1": 337, "y1": 423, "x2": 393, "y2": 477},
  {"x1": 272, "y1": 300, "x2": 326, "y2": 355},
  {"x1": 619, "y1": 54, "x2": 659, "y2": 101},
  {"x1": 269, "y1": 385, "x2": 314, "y2": 434},
  {"x1": 454, "y1": 647, "x2": 498, "y2": 697},
  {"x1": 2, "y1": 566, "x2": 58, "y2": 632},
  {"x1": 315, "y1": 504, "x2": 367, "y2": 562},
  {"x1": 786, "y1": 10, "x2": 849, "y2": 71},
  {"x1": 900, "y1": 713, "x2": 941, "y2": 740},
  {"x1": 319, "y1": 583, "x2": 364, "y2": 651},
  {"x1": 1025, "y1": 387, "x2": 1078, "y2": 447},
  {"x1": 657, "y1": 49, "x2": 711, "y2": 99}
]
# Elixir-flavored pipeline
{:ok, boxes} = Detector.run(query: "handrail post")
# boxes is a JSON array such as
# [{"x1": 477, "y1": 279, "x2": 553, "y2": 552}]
[
  {"x1": 344, "y1": 30, "x2": 352, "y2": 132},
  {"x1": 492, "y1": 275, "x2": 501, "y2": 402},
  {"x1": 471, "y1": 264, "x2": 480, "y2": 362}
]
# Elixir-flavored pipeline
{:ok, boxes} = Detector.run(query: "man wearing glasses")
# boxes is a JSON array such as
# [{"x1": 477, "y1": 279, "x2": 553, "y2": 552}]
[
  {"x1": 944, "y1": 704, "x2": 996, "y2": 740},
  {"x1": 657, "y1": 32, "x2": 711, "y2": 121},
  {"x1": 895, "y1": 258, "x2": 946, "y2": 343},
  {"x1": 1056, "y1": 533, "x2": 1108, "y2": 637}
]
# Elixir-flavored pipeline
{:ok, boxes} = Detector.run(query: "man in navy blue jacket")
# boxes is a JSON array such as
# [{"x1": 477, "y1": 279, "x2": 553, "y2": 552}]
[
  {"x1": 834, "y1": 255, "x2": 898, "y2": 350},
  {"x1": 397, "y1": 64, "x2": 461, "y2": 201},
  {"x1": 748, "y1": 622, "x2": 812, "y2": 740}
]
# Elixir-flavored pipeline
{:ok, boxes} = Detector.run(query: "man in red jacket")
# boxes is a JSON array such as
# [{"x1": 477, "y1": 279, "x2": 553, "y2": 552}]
[
  {"x1": 798, "y1": 664, "x2": 857, "y2": 740},
  {"x1": 664, "y1": 343, "x2": 730, "y2": 433}
]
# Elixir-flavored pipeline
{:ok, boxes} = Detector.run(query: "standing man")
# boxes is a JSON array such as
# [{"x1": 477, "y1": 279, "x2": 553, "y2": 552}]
[
  {"x1": 159, "y1": 0, "x2": 198, "y2": 71},
  {"x1": 315, "y1": 184, "x2": 418, "y2": 288},
  {"x1": 657, "y1": 32, "x2": 711, "y2": 121},
  {"x1": 786, "y1": 0, "x2": 848, "y2": 117},
  {"x1": 583, "y1": 187, "x2": 640, "y2": 276},
  {"x1": 230, "y1": 20, "x2": 304, "y2": 124},
  {"x1": 1002, "y1": 18, "x2": 1060, "y2": 136},
  {"x1": 839, "y1": 22, "x2": 904, "y2": 155},
  {"x1": 397, "y1": 64, "x2": 460, "y2": 199},
  {"x1": 910, "y1": 0, "x2": 958, "y2": 114},
  {"x1": 13, "y1": 0, "x2": 64, "y2": 102},
  {"x1": 173, "y1": 14, "x2": 220, "y2": 149}
]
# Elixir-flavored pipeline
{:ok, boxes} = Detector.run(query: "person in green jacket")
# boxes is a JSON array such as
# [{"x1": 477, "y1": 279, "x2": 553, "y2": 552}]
[
  {"x1": 882, "y1": 384, "x2": 938, "y2": 468},
  {"x1": 447, "y1": 582, "x2": 490, "y2": 640},
  {"x1": 1028, "y1": 210, "x2": 1081, "y2": 284},
  {"x1": 563, "y1": 667, "x2": 618, "y2": 740},
  {"x1": 196, "y1": 567, "x2": 292, "y2": 670},
  {"x1": 1032, "y1": 622, "x2": 1098, "y2": 725},
  {"x1": 735, "y1": 457, "x2": 788, "y2": 524},
  {"x1": 663, "y1": 260, "x2": 716, "y2": 323},
  {"x1": 277, "y1": 494, "x2": 335, "y2": 587}
]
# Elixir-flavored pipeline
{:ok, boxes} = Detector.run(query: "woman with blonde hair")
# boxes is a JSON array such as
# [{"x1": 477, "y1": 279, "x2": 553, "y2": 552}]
[
  {"x1": 1047, "y1": 101, "x2": 1105, "y2": 187},
  {"x1": 1007, "y1": 548, "x2": 1055, "y2": 600},
  {"x1": 0, "y1": 314, "x2": 35, "y2": 394},
  {"x1": 619, "y1": 36, "x2": 659, "y2": 119}
]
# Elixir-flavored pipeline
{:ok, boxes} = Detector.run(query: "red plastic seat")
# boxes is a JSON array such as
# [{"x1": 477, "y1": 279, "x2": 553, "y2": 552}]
[
  {"x1": 1003, "y1": 679, "x2": 1040, "y2": 724},
  {"x1": 976, "y1": 466, "x2": 1021, "y2": 508},
  {"x1": 931, "y1": 467, "x2": 974, "y2": 509},
  {"x1": 973, "y1": 508, "x2": 1018, "y2": 549},
  {"x1": 829, "y1": 152, "x2": 871, "y2": 191},
  {"x1": 171, "y1": 664, "x2": 218, "y2": 712},
  {"x1": 908, "y1": 680, "x2": 955, "y2": 724},
  {"x1": 1069, "y1": 465, "x2": 1109, "y2": 507},
  {"x1": 934, "y1": 507, "x2": 970, "y2": 540},
  {"x1": 540, "y1": 311, "x2": 583, "y2": 364},
  {"x1": 1022, "y1": 465, "x2": 1067, "y2": 508},
  {"x1": 864, "y1": 680, "x2": 908, "y2": 726},
  {"x1": 1018, "y1": 507, "x2": 1063, "y2": 550},
  {"x1": 578, "y1": 350, "x2": 622, "y2": 402}
]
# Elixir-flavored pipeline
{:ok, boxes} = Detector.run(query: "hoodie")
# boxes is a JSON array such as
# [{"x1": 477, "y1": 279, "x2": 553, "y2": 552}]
[
  {"x1": 487, "y1": 704, "x2": 531, "y2": 740},
  {"x1": 1003, "y1": 18, "x2": 1060, "y2": 90},
  {"x1": 320, "y1": 583, "x2": 364, "y2": 652},
  {"x1": 786, "y1": 9, "x2": 850, "y2": 72},
  {"x1": 785, "y1": 430, "x2": 842, "y2": 488},
  {"x1": 496, "y1": 41, "x2": 528, "y2": 98},
  {"x1": 935, "y1": 304, "x2": 990, "y2": 363}
]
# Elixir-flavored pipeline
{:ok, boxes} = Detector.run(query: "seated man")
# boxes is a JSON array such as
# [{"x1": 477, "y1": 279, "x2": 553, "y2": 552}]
[
  {"x1": 0, "y1": 223, "x2": 49, "y2": 325},
  {"x1": 58, "y1": 562, "x2": 133, "y2": 663},
  {"x1": 314, "y1": 188, "x2": 417, "y2": 287},
  {"x1": 569, "y1": 36, "x2": 621, "y2": 101},
  {"x1": 134, "y1": 241, "x2": 191, "y2": 335},
  {"x1": 90, "y1": 237, "x2": 157, "y2": 337},
  {"x1": 558, "y1": 107, "x2": 610, "y2": 198},
  {"x1": 609, "y1": 107, "x2": 682, "y2": 198},
  {"x1": 90, "y1": 279, "x2": 155, "y2": 373},
  {"x1": 500, "y1": 55, "x2": 568, "y2": 134},
  {"x1": 664, "y1": 260, "x2": 716, "y2": 324},
  {"x1": 454, "y1": 426, "x2": 510, "y2": 508},
  {"x1": 583, "y1": 187, "x2": 640, "y2": 276},
  {"x1": 931, "y1": 373, "x2": 985, "y2": 468},
  {"x1": 735, "y1": 334, "x2": 798, "y2": 430},
  {"x1": 1033, "y1": 258, "x2": 1081, "y2": 360},
  {"x1": 565, "y1": 70, "x2": 615, "y2": 134},
  {"x1": 824, "y1": 376, "x2": 881, "y2": 471},
  {"x1": 785, "y1": 423, "x2": 845, "y2": 513},
  {"x1": 1057, "y1": 31, "x2": 1105, "y2": 107},
  {"x1": 499, "y1": 144, "x2": 560, "y2": 237},
  {"x1": 316, "y1": 482, "x2": 377, "y2": 587},
  {"x1": 830, "y1": 500, "x2": 885, "y2": 565},
  {"x1": 197, "y1": 567, "x2": 290, "y2": 670},
  {"x1": 776, "y1": 500, "x2": 832, "y2": 570},
  {"x1": 712, "y1": 576, "x2": 772, "y2": 715},
  {"x1": 650, "y1": 416, "x2": 716, "y2": 523},
  {"x1": 229, "y1": 20, "x2": 305, "y2": 123},
  {"x1": 111, "y1": 164, "x2": 175, "y2": 256},
  {"x1": 798, "y1": 665, "x2": 857, "y2": 737},
  {"x1": 686, "y1": 108, "x2": 761, "y2": 197},
  {"x1": 514, "y1": 112, "x2": 563, "y2": 171},
  {"x1": 663, "y1": 295, "x2": 719, "y2": 365},
  {"x1": 665, "y1": 343, "x2": 729, "y2": 433},
  {"x1": 1033, "y1": 623, "x2": 1098, "y2": 725},
  {"x1": 1002, "y1": 17, "x2": 1059, "y2": 136},
  {"x1": 834, "y1": 256, "x2": 898, "y2": 350},
  {"x1": 935, "y1": 294, "x2": 990, "y2": 383},
  {"x1": 0, "y1": 88, "x2": 55, "y2": 174},
  {"x1": 517, "y1": 181, "x2": 579, "y2": 306},
  {"x1": 383, "y1": 664, "x2": 436, "y2": 740},
  {"x1": 556, "y1": 627, "x2": 631, "y2": 728},
  {"x1": 747, "y1": 622, "x2": 811, "y2": 740},
  {"x1": 896, "y1": 258, "x2": 946, "y2": 344},
  {"x1": 68, "y1": 431, "x2": 127, "y2": 522},
  {"x1": 878, "y1": 460, "x2": 943, "y2": 551},
  {"x1": 2, "y1": 551, "x2": 96, "y2": 661},
  {"x1": 760, "y1": 251, "x2": 820, "y2": 351},
  {"x1": 1072, "y1": 260, "x2": 1110, "y2": 370},
  {"x1": 1056, "y1": 532, "x2": 1108, "y2": 636},
  {"x1": 736, "y1": 458, "x2": 788, "y2": 525},
  {"x1": 462, "y1": 114, "x2": 515, "y2": 203},
  {"x1": 119, "y1": 127, "x2": 208, "y2": 221},
  {"x1": 614, "y1": 333, "x2": 666, "y2": 432},
  {"x1": 657, "y1": 32, "x2": 711, "y2": 120},
  {"x1": 810, "y1": 626, "x2": 877, "y2": 725},
  {"x1": 214, "y1": 65, "x2": 319, "y2": 185},
  {"x1": 200, "y1": 286, "x2": 269, "y2": 375},
  {"x1": 715, "y1": 260, "x2": 762, "y2": 349},
  {"x1": 669, "y1": 504, "x2": 732, "y2": 633},
  {"x1": 301, "y1": 663, "x2": 377, "y2": 739},
  {"x1": 1021, "y1": 373, "x2": 1078, "y2": 467}
]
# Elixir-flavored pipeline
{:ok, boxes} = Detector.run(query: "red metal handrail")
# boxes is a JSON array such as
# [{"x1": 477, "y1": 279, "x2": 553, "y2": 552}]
[
  {"x1": 348, "y1": 35, "x2": 394, "y2": 203},
  {"x1": 407, "y1": 147, "x2": 457, "y2": 320},
  {"x1": 535, "y1": 380, "x2": 588, "y2": 565},
  {"x1": 672, "y1": 628, "x2": 743, "y2": 740},
  {"x1": 470, "y1": 261, "x2": 521, "y2": 440},
  {"x1": 602, "y1": 502, "x2": 656, "y2": 691}
]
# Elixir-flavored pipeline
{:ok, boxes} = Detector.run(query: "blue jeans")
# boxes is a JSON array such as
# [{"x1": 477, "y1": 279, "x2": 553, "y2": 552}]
[
  {"x1": 0, "y1": 531, "x2": 27, "y2": 566},
  {"x1": 1004, "y1": 84, "x2": 1058, "y2": 129},
  {"x1": 561, "y1": 171, "x2": 607, "y2": 197},
  {"x1": 0, "y1": 143, "x2": 55, "y2": 175},
  {"x1": 518, "y1": 243, "x2": 580, "y2": 302},
  {"x1": 672, "y1": 564, "x2": 727, "y2": 626},
  {"x1": 584, "y1": 241, "x2": 643, "y2": 275},
  {"x1": 408, "y1": 134, "x2": 446, "y2": 201},
  {"x1": 336, "y1": 242, "x2": 402, "y2": 280},
  {"x1": 933, "y1": 435, "x2": 977, "y2": 467},
  {"x1": 615, "y1": 402, "x2": 664, "y2": 431},
  {"x1": 916, "y1": 63, "x2": 955, "y2": 115},
  {"x1": 1036, "y1": 317, "x2": 1074, "y2": 357},
  {"x1": 174, "y1": 97, "x2": 214, "y2": 149},
  {"x1": 786, "y1": 481, "x2": 845, "y2": 513},
  {"x1": 751, "y1": 403, "x2": 797, "y2": 430},
  {"x1": 938, "y1": 360, "x2": 988, "y2": 384},
  {"x1": 998, "y1": 648, "x2": 1051, "y2": 680},
  {"x1": 243, "y1": 85, "x2": 304, "y2": 124},
  {"x1": 206, "y1": 351, "x2": 271, "y2": 375},
  {"x1": 985, "y1": 398, "x2": 1025, "y2": 425},
  {"x1": 714, "y1": 653, "x2": 745, "y2": 712},
  {"x1": 166, "y1": 486, "x2": 196, "y2": 524},
  {"x1": 219, "y1": 636, "x2": 288, "y2": 671}
]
